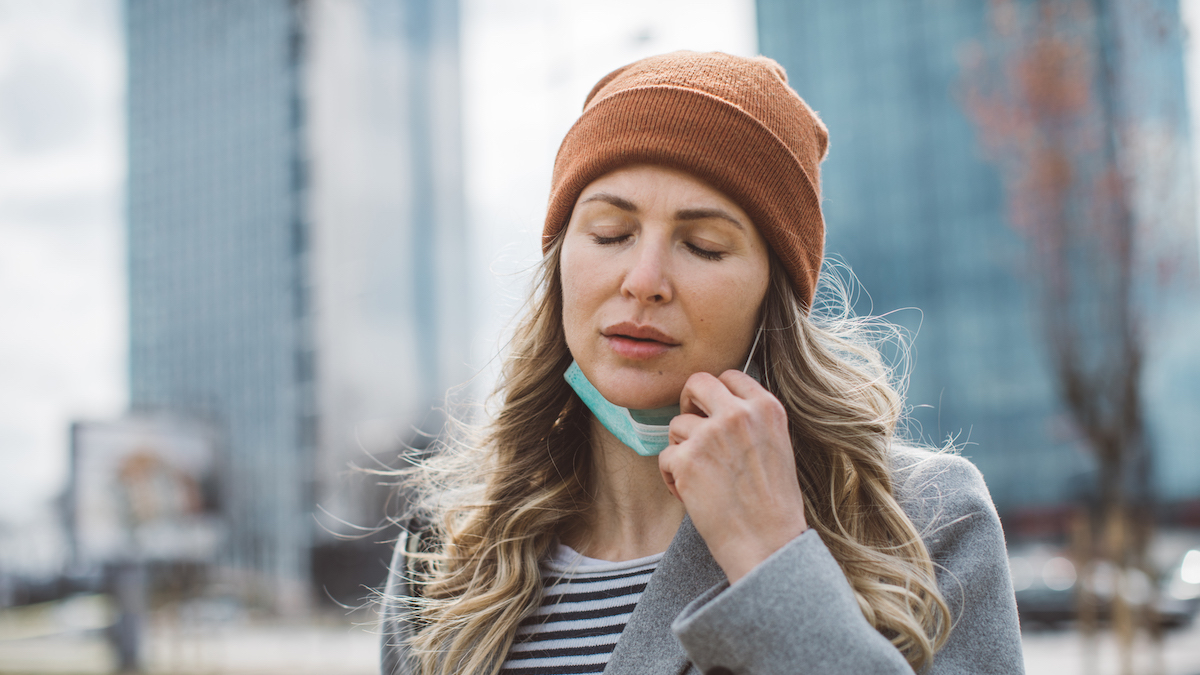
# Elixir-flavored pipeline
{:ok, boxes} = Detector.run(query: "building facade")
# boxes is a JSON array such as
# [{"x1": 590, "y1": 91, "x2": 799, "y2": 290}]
[
  {"x1": 126, "y1": 0, "x2": 465, "y2": 607},
  {"x1": 754, "y1": 0, "x2": 1200, "y2": 512}
]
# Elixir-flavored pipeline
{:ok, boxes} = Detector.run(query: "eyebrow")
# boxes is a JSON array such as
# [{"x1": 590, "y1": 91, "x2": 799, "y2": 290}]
[
  {"x1": 675, "y1": 207, "x2": 745, "y2": 230},
  {"x1": 578, "y1": 193, "x2": 746, "y2": 230},
  {"x1": 579, "y1": 193, "x2": 637, "y2": 211}
]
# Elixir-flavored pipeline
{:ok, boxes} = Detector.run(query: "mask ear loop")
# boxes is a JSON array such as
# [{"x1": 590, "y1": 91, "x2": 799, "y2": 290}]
[
  {"x1": 763, "y1": 326, "x2": 770, "y2": 394},
  {"x1": 742, "y1": 325, "x2": 763, "y2": 372},
  {"x1": 741, "y1": 322, "x2": 770, "y2": 393}
]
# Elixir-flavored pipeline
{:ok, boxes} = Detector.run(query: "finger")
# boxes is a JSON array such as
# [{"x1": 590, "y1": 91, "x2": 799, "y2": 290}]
[
  {"x1": 718, "y1": 368, "x2": 769, "y2": 399},
  {"x1": 667, "y1": 413, "x2": 704, "y2": 445},
  {"x1": 679, "y1": 371, "x2": 738, "y2": 417},
  {"x1": 661, "y1": 471, "x2": 680, "y2": 501},
  {"x1": 657, "y1": 446, "x2": 682, "y2": 501}
]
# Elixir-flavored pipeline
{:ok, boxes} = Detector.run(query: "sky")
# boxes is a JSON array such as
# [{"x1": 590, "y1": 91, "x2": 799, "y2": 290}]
[{"x1": 0, "y1": 0, "x2": 125, "y2": 529}]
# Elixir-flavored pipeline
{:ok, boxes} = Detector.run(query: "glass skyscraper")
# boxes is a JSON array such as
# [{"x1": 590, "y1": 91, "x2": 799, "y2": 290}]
[
  {"x1": 754, "y1": 0, "x2": 1199, "y2": 512},
  {"x1": 126, "y1": 0, "x2": 466, "y2": 607}
]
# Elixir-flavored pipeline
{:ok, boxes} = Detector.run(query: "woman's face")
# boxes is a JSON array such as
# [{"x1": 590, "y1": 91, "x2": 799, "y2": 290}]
[{"x1": 561, "y1": 164, "x2": 771, "y2": 410}]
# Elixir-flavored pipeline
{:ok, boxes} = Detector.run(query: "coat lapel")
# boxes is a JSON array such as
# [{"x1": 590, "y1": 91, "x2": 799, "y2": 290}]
[{"x1": 604, "y1": 516, "x2": 727, "y2": 675}]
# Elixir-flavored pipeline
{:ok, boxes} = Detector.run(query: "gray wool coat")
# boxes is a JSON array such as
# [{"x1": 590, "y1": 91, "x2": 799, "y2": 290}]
[{"x1": 380, "y1": 447, "x2": 1026, "y2": 674}]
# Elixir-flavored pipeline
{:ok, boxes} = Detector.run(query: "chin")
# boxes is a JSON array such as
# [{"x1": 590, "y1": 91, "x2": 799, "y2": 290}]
[{"x1": 595, "y1": 368, "x2": 684, "y2": 410}]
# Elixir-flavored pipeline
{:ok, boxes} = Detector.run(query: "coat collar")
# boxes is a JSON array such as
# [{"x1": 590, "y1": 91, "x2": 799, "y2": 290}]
[{"x1": 604, "y1": 516, "x2": 727, "y2": 675}]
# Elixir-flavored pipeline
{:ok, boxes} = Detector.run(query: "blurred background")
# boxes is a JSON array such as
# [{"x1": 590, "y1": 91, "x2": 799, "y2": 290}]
[{"x1": 0, "y1": 0, "x2": 1197, "y2": 673}]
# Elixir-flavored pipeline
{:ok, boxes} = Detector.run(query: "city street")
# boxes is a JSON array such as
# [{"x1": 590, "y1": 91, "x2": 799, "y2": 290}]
[
  {"x1": 1023, "y1": 621, "x2": 1200, "y2": 675},
  {"x1": 0, "y1": 601, "x2": 379, "y2": 675},
  {"x1": 1, "y1": 597, "x2": 1198, "y2": 675}
]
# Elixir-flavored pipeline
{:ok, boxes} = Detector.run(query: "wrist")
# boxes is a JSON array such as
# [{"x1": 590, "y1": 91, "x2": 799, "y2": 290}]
[{"x1": 716, "y1": 520, "x2": 808, "y2": 584}]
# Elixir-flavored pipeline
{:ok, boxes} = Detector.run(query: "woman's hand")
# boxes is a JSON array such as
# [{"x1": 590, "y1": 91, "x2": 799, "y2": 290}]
[{"x1": 658, "y1": 370, "x2": 808, "y2": 584}]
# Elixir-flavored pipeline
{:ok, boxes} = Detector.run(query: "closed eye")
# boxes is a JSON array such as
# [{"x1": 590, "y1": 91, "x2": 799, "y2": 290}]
[
  {"x1": 592, "y1": 234, "x2": 631, "y2": 246},
  {"x1": 686, "y1": 242, "x2": 726, "y2": 261}
]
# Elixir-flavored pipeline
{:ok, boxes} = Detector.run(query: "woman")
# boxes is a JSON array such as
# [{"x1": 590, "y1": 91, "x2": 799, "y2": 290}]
[{"x1": 381, "y1": 51, "x2": 1024, "y2": 675}]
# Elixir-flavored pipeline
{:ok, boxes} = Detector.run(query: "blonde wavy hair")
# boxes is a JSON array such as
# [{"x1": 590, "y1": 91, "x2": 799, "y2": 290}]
[{"x1": 394, "y1": 234, "x2": 952, "y2": 674}]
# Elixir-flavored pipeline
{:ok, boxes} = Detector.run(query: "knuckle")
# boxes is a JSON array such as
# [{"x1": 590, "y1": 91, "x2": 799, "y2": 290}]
[
  {"x1": 760, "y1": 395, "x2": 787, "y2": 424},
  {"x1": 726, "y1": 405, "x2": 753, "y2": 427}
]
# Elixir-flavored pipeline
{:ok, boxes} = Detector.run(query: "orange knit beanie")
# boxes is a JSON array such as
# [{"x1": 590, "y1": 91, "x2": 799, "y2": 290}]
[{"x1": 542, "y1": 50, "x2": 829, "y2": 307}]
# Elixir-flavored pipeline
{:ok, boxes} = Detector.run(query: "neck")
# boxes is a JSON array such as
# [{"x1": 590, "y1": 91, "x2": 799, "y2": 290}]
[{"x1": 564, "y1": 415, "x2": 686, "y2": 562}]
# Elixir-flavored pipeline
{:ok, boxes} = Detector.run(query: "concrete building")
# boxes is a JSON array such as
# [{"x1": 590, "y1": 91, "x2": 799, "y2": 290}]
[{"x1": 126, "y1": 0, "x2": 466, "y2": 608}]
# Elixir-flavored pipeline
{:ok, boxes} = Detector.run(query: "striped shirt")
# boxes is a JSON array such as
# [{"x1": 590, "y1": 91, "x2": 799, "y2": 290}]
[{"x1": 499, "y1": 544, "x2": 663, "y2": 675}]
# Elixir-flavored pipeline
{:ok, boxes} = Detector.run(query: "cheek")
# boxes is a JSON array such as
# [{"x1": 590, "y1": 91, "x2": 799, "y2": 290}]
[
  {"x1": 689, "y1": 267, "x2": 769, "y2": 355},
  {"x1": 561, "y1": 282, "x2": 586, "y2": 352},
  {"x1": 559, "y1": 245, "x2": 605, "y2": 353}
]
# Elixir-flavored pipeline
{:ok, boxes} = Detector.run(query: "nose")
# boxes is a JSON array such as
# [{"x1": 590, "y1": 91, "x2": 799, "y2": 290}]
[{"x1": 620, "y1": 238, "x2": 673, "y2": 304}]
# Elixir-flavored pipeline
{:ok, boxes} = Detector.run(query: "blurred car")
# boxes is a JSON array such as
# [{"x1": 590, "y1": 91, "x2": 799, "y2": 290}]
[{"x1": 1008, "y1": 536, "x2": 1200, "y2": 630}]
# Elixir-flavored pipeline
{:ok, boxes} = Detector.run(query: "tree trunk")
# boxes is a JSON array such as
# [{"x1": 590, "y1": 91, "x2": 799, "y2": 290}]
[{"x1": 1072, "y1": 508, "x2": 1099, "y2": 675}]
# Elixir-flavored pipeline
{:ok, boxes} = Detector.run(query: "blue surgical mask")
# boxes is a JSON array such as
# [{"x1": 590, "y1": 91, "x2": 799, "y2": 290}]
[
  {"x1": 564, "y1": 361, "x2": 680, "y2": 457},
  {"x1": 563, "y1": 326, "x2": 765, "y2": 457}
]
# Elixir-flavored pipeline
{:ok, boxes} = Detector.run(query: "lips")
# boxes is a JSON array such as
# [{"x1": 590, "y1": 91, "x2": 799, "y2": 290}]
[
  {"x1": 601, "y1": 322, "x2": 679, "y2": 360},
  {"x1": 602, "y1": 322, "x2": 679, "y2": 344}
]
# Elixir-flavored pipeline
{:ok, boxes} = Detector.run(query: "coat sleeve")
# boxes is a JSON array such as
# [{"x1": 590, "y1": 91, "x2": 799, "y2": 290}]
[{"x1": 670, "y1": 451, "x2": 1025, "y2": 675}]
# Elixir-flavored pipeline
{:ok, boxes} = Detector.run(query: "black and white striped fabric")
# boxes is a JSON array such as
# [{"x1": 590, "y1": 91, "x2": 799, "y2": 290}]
[{"x1": 499, "y1": 544, "x2": 663, "y2": 675}]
